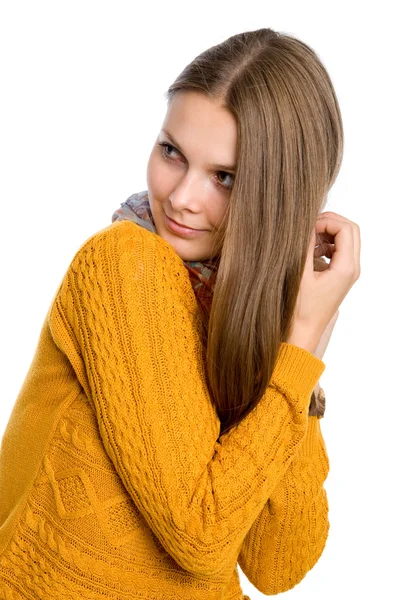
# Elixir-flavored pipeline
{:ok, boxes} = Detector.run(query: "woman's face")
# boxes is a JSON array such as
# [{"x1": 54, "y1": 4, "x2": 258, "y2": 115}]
[{"x1": 146, "y1": 91, "x2": 237, "y2": 261}]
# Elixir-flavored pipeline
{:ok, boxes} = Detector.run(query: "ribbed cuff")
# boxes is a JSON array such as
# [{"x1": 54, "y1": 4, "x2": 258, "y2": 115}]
[{"x1": 270, "y1": 342, "x2": 326, "y2": 404}]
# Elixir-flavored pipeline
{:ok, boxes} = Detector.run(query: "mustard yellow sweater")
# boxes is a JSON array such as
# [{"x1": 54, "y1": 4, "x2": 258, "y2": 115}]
[{"x1": 0, "y1": 220, "x2": 329, "y2": 599}]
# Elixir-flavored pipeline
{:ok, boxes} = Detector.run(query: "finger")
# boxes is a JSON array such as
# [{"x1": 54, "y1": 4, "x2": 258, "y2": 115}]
[
  {"x1": 318, "y1": 212, "x2": 361, "y2": 276},
  {"x1": 314, "y1": 242, "x2": 334, "y2": 259},
  {"x1": 316, "y1": 231, "x2": 335, "y2": 245},
  {"x1": 318, "y1": 211, "x2": 352, "y2": 223},
  {"x1": 315, "y1": 216, "x2": 355, "y2": 275}
]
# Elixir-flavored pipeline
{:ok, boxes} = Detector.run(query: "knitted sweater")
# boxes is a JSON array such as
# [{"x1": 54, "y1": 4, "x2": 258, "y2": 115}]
[{"x1": 0, "y1": 219, "x2": 329, "y2": 599}]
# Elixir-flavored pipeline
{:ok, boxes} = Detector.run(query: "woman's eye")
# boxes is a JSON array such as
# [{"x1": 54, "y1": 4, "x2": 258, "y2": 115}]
[
  {"x1": 158, "y1": 141, "x2": 234, "y2": 191},
  {"x1": 216, "y1": 172, "x2": 234, "y2": 190},
  {"x1": 158, "y1": 142, "x2": 179, "y2": 159}
]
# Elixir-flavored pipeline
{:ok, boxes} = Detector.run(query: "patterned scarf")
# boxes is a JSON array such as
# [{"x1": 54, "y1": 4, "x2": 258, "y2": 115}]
[
  {"x1": 111, "y1": 190, "x2": 325, "y2": 418},
  {"x1": 111, "y1": 190, "x2": 219, "y2": 317}
]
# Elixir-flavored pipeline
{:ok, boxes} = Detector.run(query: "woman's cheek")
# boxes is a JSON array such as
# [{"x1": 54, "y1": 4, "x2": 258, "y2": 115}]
[{"x1": 148, "y1": 157, "x2": 172, "y2": 194}]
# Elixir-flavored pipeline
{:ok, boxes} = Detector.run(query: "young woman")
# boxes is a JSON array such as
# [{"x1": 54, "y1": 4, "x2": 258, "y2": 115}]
[{"x1": 0, "y1": 28, "x2": 360, "y2": 599}]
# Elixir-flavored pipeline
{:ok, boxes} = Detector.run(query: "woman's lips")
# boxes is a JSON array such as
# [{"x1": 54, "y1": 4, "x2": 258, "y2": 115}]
[{"x1": 164, "y1": 213, "x2": 207, "y2": 238}]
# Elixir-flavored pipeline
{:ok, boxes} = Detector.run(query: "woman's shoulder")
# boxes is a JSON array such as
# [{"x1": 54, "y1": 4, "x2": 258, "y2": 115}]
[
  {"x1": 70, "y1": 219, "x2": 179, "y2": 273},
  {"x1": 60, "y1": 219, "x2": 196, "y2": 312},
  {"x1": 74, "y1": 219, "x2": 155, "y2": 258}
]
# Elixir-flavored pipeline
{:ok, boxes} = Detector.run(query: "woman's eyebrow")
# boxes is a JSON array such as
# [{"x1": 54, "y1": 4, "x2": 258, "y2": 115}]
[{"x1": 161, "y1": 128, "x2": 237, "y2": 173}]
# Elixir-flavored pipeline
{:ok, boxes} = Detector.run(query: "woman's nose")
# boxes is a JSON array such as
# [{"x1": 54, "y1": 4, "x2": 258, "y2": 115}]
[{"x1": 169, "y1": 179, "x2": 204, "y2": 212}]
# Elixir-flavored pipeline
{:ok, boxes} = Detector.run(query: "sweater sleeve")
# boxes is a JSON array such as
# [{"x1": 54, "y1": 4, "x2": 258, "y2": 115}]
[
  {"x1": 48, "y1": 220, "x2": 326, "y2": 578},
  {"x1": 237, "y1": 414, "x2": 330, "y2": 594}
]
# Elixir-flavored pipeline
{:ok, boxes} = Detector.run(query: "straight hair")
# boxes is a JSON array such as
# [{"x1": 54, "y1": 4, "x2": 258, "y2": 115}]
[{"x1": 165, "y1": 28, "x2": 343, "y2": 435}]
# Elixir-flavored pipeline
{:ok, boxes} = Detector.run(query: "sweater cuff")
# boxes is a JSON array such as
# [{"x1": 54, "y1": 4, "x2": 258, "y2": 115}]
[{"x1": 270, "y1": 342, "x2": 326, "y2": 406}]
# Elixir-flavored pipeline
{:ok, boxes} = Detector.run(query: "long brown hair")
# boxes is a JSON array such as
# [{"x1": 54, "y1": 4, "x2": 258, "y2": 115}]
[{"x1": 165, "y1": 28, "x2": 343, "y2": 435}]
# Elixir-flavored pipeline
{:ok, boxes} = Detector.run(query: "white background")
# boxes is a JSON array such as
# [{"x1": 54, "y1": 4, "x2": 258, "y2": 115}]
[{"x1": 0, "y1": 1, "x2": 399, "y2": 598}]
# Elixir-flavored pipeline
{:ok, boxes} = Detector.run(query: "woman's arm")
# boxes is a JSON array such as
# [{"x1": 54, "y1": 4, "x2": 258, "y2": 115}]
[
  {"x1": 237, "y1": 412, "x2": 329, "y2": 595},
  {"x1": 237, "y1": 308, "x2": 335, "y2": 592},
  {"x1": 49, "y1": 220, "x2": 325, "y2": 578}
]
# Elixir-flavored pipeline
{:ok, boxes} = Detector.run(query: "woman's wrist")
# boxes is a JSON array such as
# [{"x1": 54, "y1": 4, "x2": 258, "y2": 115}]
[{"x1": 286, "y1": 329, "x2": 321, "y2": 356}]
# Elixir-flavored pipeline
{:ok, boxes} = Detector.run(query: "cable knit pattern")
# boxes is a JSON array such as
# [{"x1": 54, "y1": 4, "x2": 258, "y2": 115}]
[{"x1": 0, "y1": 219, "x2": 328, "y2": 598}]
